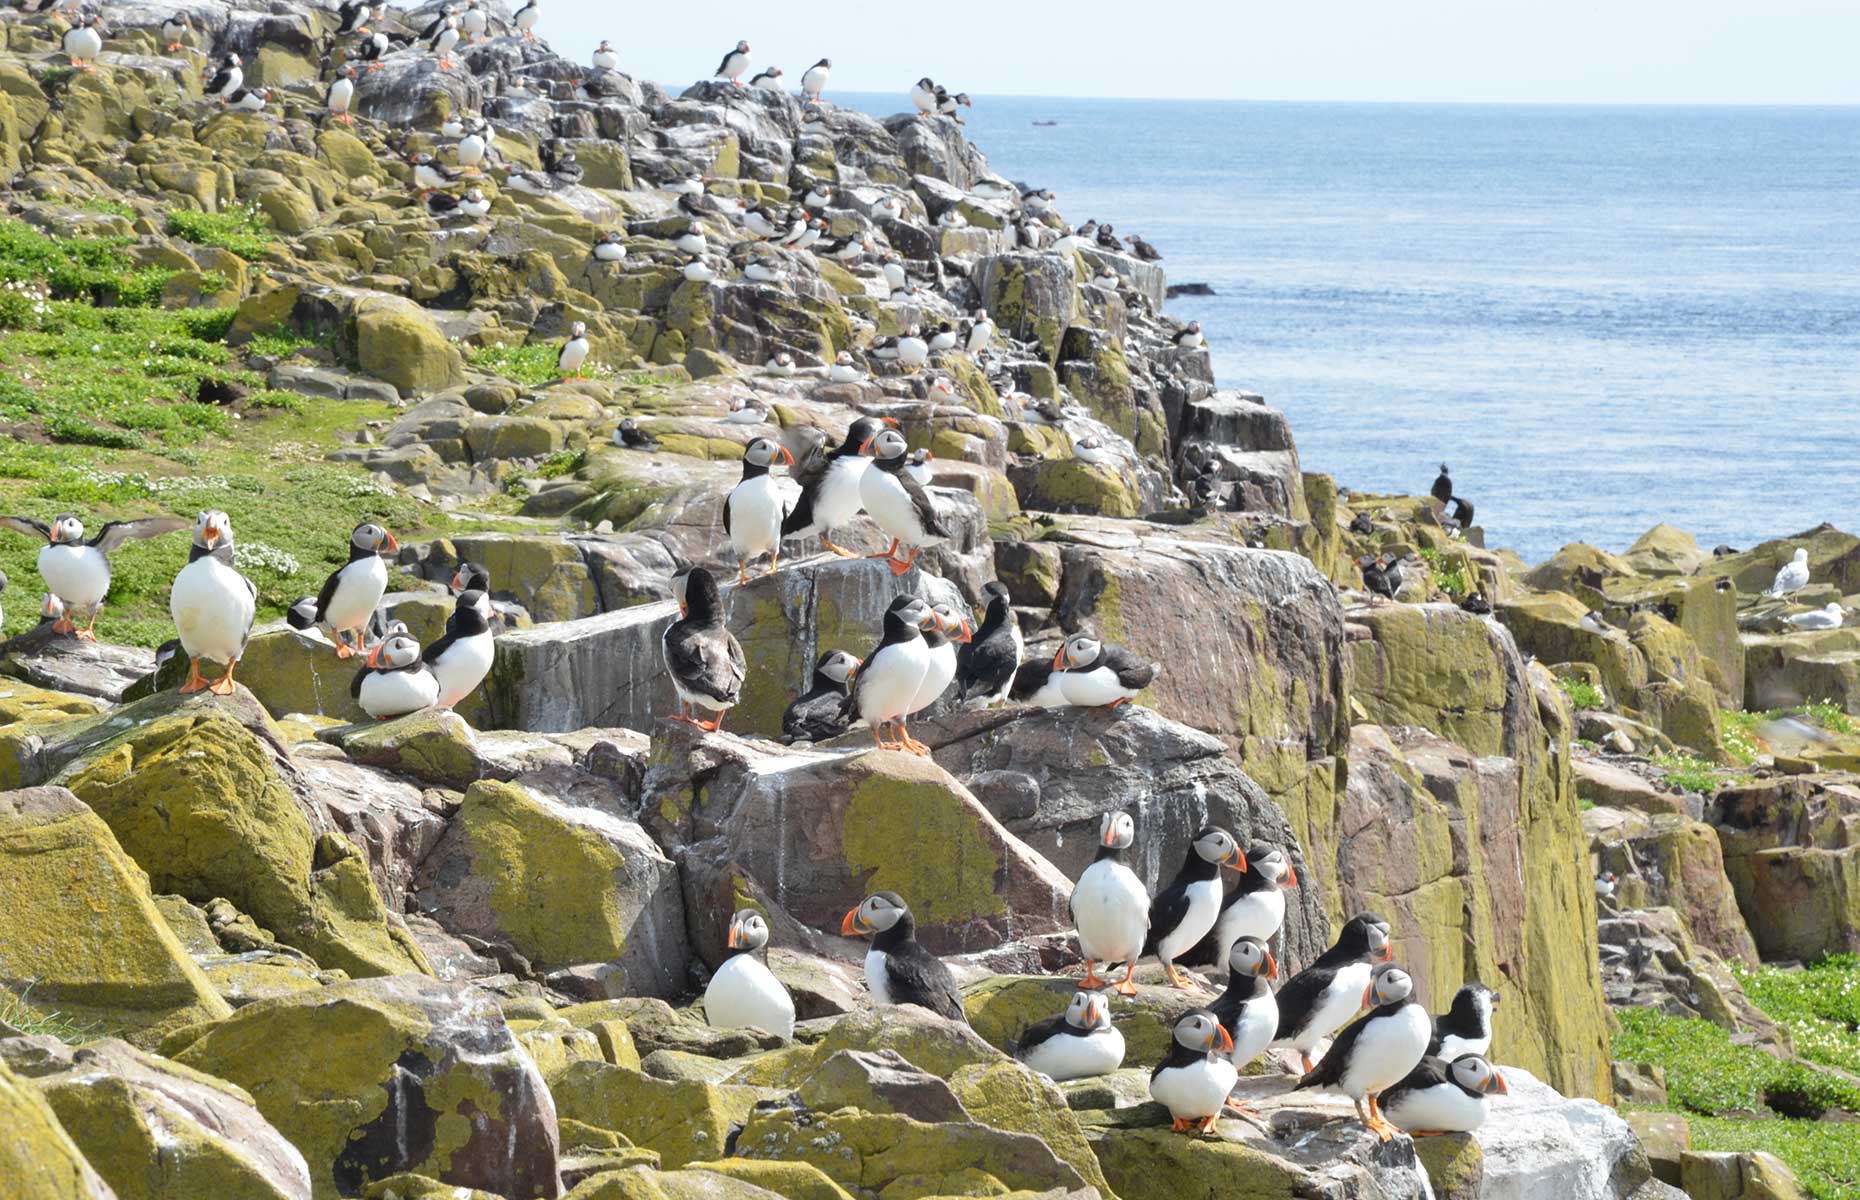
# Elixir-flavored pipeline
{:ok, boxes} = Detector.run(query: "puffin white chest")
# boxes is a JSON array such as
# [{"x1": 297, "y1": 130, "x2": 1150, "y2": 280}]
[
  {"x1": 1437, "y1": 1030, "x2": 1490, "y2": 1060},
  {"x1": 324, "y1": 555, "x2": 387, "y2": 631},
  {"x1": 705, "y1": 953, "x2": 795, "y2": 1040},
  {"x1": 812, "y1": 456, "x2": 869, "y2": 529},
  {"x1": 430, "y1": 631, "x2": 495, "y2": 708},
  {"x1": 359, "y1": 666, "x2": 440, "y2": 719},
  {"x1": 728, "y1": 474, "x2": 786, "y2": 558},
  {"x1": 1058, "y1": 664, "x2": 1138, "y2": 707},
  {"x1": 1337, "y1": 1002, "x2": 1432, "y2": 1098},
  {"x1": 39, "y1": 543, "x2": 109, "y2": 607},
  {"x1": 1287, "y1": 961, "x2": 1374, "y2": 1051},
  {"x1": 1213, "y1": 888, "x2": 1285, "y2": 960},
  {"x1": 857, "y1": 637, "x2": 932, "y2": 725},
  {"x1": 171, "y1": 556, "x2": 254, "y2": 663},
  {"x1": 1071, "y1": 860, "x2": 1149, "y2": 962},
  {"x1": 860, "y1": 469, "x2": 939, "y2": 547},
  {"x1": 1230, "y1": 991, "x2": 1280, "y2": 1068},
  {"x1": 1022, "y1": 1025, "x2": 1125, "y2": 1082},
  {"x1": 912, "y1": 640, "x2": 957, "y2": 711},
  {"x1": 1150, "y1": 1056, "x2": 1238, "y2": 1120},
  {"x1": 1386, "y1": 1081, "x2": 1489, "y2": 1133},
  {"x1": 1155, "y1": 877, "x2": 1222, "y2": 960},
  {"x1": 864, "y1": 949, "x2": 895, "y2": 1006}
]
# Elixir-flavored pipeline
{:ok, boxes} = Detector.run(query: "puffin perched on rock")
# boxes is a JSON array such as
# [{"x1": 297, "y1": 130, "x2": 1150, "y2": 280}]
[
  {"x1": 557, "y1": 321, "x2": 590, "y2": 380},
  {"x1": 1294, "y1": 961, "x2": 1432, "y2": 1142},
  {"x1": 1273, "y1": 913, "x2": 1394, "y2": 1073},
  {"x1": 170, "y1": 510, "x2": 257, "y2": 695},
  {"x1": 955, "y1": 580, "x2": 1022, "y2": 708},
  {"x1": 1151, "y1": 1010, "x2": 1236, "y2": 1135},
  {"x1": 706, "y1": 909, "x2": 795, "y2": 1040},
  {"x1": 907, "y1": 600, "x2": 970, "y2": 718},
  {"x1": 842, "y1": 891, "x2": 965, "y2": 1021},
  {"x1": 781, "y1": 649, "x2": 861, "y2": 743},
  {"x1": 352, "y1": 631, "x2": 440, "y2": 719},
  {"x1": 714, "y1": 39, "x2": 752, "y2": 85},
  {"x1": 845, "y1": 594, "x2": 938, "y2": 754},
  {"x1": 1382, "y1": 1053, "x2": 1507, "y2": 1136},
  {"x1": 1051, "y1": 632, "x2": 1156, "y2": 708},
  {"x1": 1429, "y1": 983, "x2": 1500, "y2": 1060},
  {"x1": 1015, "y1": 989, "x2": 1124, "y2": 1082},
  {"x1": 1193, "y1": 842, "x2": 1298, "y2": 969},
  {"x1": 287, "y1": 521, "x2": 398, "y2": 658},
  {"x1": 1209, "y1": 936, "x2": 1280, "y2": 1112},
  {"x1": 859, "y1": 427, "x2": 949, "y2": 576},
  {"x1": 725, "y1": 437, "x2": 795, "y2": 583},
  {"x1": 1070, "y1": 811, "x2": 1150, "y2": 995},
  {"x1": 662, "y1": 566, "x2": 745, "y2": 731},
  {"x1": 801, "y1": 57, "x2": 830, "y2": 101},
  {"x1": 423, "y1": 588, "x2": 496, "y2": 709},
  {"x1": 1, "y1": 513, "x2": 187, "y2": 638},
  {"x1": 204, "y1": 53, "x2": 244, "y2": 103},
  {"x1": 1144, "y1": 827, "x2": 1246, "y2": 989}
]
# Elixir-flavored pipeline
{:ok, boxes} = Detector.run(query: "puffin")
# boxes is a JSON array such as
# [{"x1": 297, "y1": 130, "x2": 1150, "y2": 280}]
[
  {"x1": 750, "y1": 66, "x2": 784, "y2": 90},
  {"x1": 937, "y1": 88, "x2": 973, "y2": 122},
  {"x1": 460, "y1": 0, "x2": 488, "y2": 42},
  {"x1": 845, "y1": 594, "x2": 937, "y2": 754},
  {"x1": 1124, "y1": 234, "x2": 1162, "y2": 261},
  {"x1": 408, "y1": 152, "x2": 459, "y2": 196},
  {"x1": 513, "y1": 0, "x2": 540, "y2": 38},
  {"x1": 663, "y1": 171, "x2": 706, "y2": 197},
  {"x1": 1072, "y1": 436, "x2": 1114, "y2": 467},
  {"x1": 827, "y1": 352, "x2": 865, "y2": 384},
  {"x1": 0, "y1": 513, "x2": 187, "y2": 638},
  {"x1": 327, "y1": 65, "x2": 357, "y2": 124},
  {"x1": 681, "y1": 258, "x2": 718, "y2": 283},
  {"x1": 613, "y1": 418, "x2": 660, "y2": 452},
  {"x1": 542, "y1": 141, "x2": 583, "y2": 186},
  {"x1": 955, "y1": 580, "x2": 1022, "y2": 708},
  {"x1": 902, "y1": 448, "x2": 935, "y2": 488},
  {"x1": 557, "y1": 321, "x2": 590, "y2": 380},
  {"x1": 1208, "y1": 936, "x2": 1280, "y2": 1113},
  {"x1": 662, "y1": 566, "x2": 745, "y2": 732},
  {"x1": 782, "y1": 414, "x2": 892, "y2": 558},
  {"x1": 705, "y1": 909, "x2": 795, "y2": 1040},
  {"x1": 334, "y1": 1, "x2": 371, "y2": 34},
  {"x1": 841, "y1": 891, "x2": 965, "y2": 1021},
  {"x1": 800, "y1": 57, "x2": 830, "y2": 101},
  {"x1": 1008, "y1": 656, "x2": 1070, "y2": 708},
  {"x1": 1150, "y1": 1011, "x2": 1237, "y2": 1135},
  {"x1": 672, "y1": 222, "x2": 708, "y2": 256},
  {"x1": 910, "y1": 77, "x2": 938, "y2": 117},
  {"x1": 227, "y1": 86, "x2": 270, "y2": 113},
  {"x1": 1051, "y1": 632, "x2": 1157, "y2": 708},
  {"x1": 591, "y1": 39, "x2": 620, "y2": 71},
  {"x1": 858, "y1": 427, "x2": 950, "y2": 576},
  {"x1": 880, "y1": 255, "x2": 909, "y2": 295},
  {"x1": 1069, "y1": 811, "x2": 1150, "y2": 996},
  {"x1": 1770, "y1": 547, "x2": 1811, "y2": 596},
  {"x1": 781, "y1": 649, "x2": 860, "y2": 743},
  {"x1": 1015, "y1": 990, "x2": 1124, "y2": 1082},
  {"x1": 170, "y1": 510, "x2": 257, "y2": 695},
  {"x1": 802, "y1": 184, "x2": 835, "y2": 211},
  {"x1": 906, "y1": 599, "x2": 970, "y2": 720},
  {"x1": 724, "y1": 437, "x2": 795, "y2": 582},
  {"x1": 714, "y1": 39, "x2": 752, "y2": 85},
  {"x1": 1170, "y1": 321, "x2": 1203, "y2": 349},
  {"x1": 1382, "y1": 1054, "x2": 1507, "y2": 1136},
  {"x1": 286, "y1": 521, "x2": 398, "y2": 658},
  {"x1": 161, "y1": 14, "x2": 191, "y2": 51},
  {"x1": 355, "y1": 30, "x2": 393, "y2": 72},
  {"x1": 450, "y1": 561, "x2": 490, "y2": 594},
  {"x1": 204, "y1": 53, "x2": 243, "y2": 103},
  {"x1": 1293, "y1": 961, "x2": 1433, "y2": 1142},
  {"x1": 1430, "y1": 463, "x2": 1454, "y2": 510},
  {"x1": 764, "y1": 352, "x2": 796, "y2": 376},
  {"x1": 1144, "y1": 827, "x2": 1246, "y2": 989},
  {"x1": 1193, "y1": 842, "x2": 1298, "y2": 969},
  {"x1": 423, "y1": 588, "x2": 496, "y2": 709},
  {"x1": 1272, "y1": 912, "x2": 1394, "y2": 1073},
  {"x1": 962, "y1": 314, "x2": 995, "y2": 356},
  {"x1": 62, "y1": 15, "x2": 102, "y2": 72},
  {"x1": 352, "y1": 632, "x2": 440, "y2": 720},
  {"x1": 592, "y1": 230, "x2": 627, "y2": 262},
  {"x1": 1429, "y1": 983, "x2": 1500, "y2": 1061},
  {"x1": 456, "y1": 119, "x2": 489, "y2": 174},
  {"x1": 426, "y1": 15, "x2": 460, "y2": 68}
]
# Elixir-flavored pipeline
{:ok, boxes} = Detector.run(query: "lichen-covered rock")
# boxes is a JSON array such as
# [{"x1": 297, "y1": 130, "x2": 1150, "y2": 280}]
[
  {"x1": 222, "y1": 629, "x2": 371, "y2": 724},
  {"x1": 549, "y1": 1062, "x2": 758, "y2": 1170},
  {"x1": 348, "y1": 294, "x2": 465, "y2": 396},
  {"x1": 1713, "y1": 774, "x2": 1860, "y2": 960},
  {"x1": 947, "y1": 1060, "x2": 1111, "y2": 1194},
  {"x1": 317, "y1": 709, "x2": 482, "y2": 788},
  {"x1": 1586, "y1": 808, "x2": 1758, "y2": 964},
  {"x1": 1740, "y1": 627, "x2": 1860, "y2": 713},
  {"x1": 0, "y1": 1057, "x2": 117, "y2": 1200},
  {"x1": 976, "y1": 253, "x2": 1078, "y2": 365},
  {"x1": 1621, "y1": 525, "x2": 1709, "y2": 578},
  {"x1": 794, "y1": 1050, "x2": 969, "y2": 1123},
  {"x1": 728, "y1": 1006, "x2": 1002, "y2": 1089},
  {"x1": 422, "y1": 533, "x2": 602, "y2": 625},
  {"x1": 166, "y1": 974, "x2": 561, "y2": 1200},
  {"x1": 961, "y1": 975, "x2": 1192, "y2": 1068},
  {"x1": 0, "y1": 786, "x2": 230, "y2": 1043},
  {"x1": 2, "y1": 1036, "x2": 312, "y2": 1200},
  {"x1": 1680, "y1": 1151, "x2": 1806, "y2": 1200}
]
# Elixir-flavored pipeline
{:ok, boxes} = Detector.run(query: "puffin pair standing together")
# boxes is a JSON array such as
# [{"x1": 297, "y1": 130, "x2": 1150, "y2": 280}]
[
  {"x1": 783, "y1": 415, "x2": 896, "y2": 558},
  {"x1": 844, "y1": 593, "x2": 969, "y2": 755}
]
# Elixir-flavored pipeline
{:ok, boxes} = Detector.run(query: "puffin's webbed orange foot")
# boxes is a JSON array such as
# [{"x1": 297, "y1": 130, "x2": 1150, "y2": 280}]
[
  {"x1": 1078, "y1": 961, "x2": 1106, "y2": 990},
  {"x1": 209, "y1": 667, "x2": 238, "y2": 696},
  {"x1": 178, "y1": 659, "x2": 209, "y2": 695},
  {"x1": 1169, "y1": 1117, "x2": 1194, "y2": 1133}
]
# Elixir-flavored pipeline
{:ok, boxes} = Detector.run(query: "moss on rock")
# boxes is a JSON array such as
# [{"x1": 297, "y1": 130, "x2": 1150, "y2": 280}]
[
  {"x1": 551, "y1": 1061, "x2": 759, "y2": 1169},
  {"x1": 0, "y1": 1058, "x2": 115, "y2": 1200}
]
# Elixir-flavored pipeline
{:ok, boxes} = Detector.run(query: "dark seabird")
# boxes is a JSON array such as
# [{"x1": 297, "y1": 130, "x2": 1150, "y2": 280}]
[
  {"x1": 1294, "y1": 962, "x2": 1432, "y2": 1142},
  {"x1": 841, "y1": 891, "x2": 966, "y2": 1021},
  {"x1": 661, "y1": 566, "x2": 746, "y2": 731},
  {"x1": 1143, "y1": 827, "x2": 1246, "y2": 988},
  {"x1": 955, "y1": 580, "x2": 1022, "y2": 708},
  {"x1": 1428, "y1": 983, "x2": 1500, "y2": 1061},
  {"x1": 781, "y1": 649, "x2": 861, "y2": 743},
  {"x1": 1272, "y1": 913, "x2": 1394, "y2": 1073},
  {"x1": 1431, "y1": 464, "x2": 1454, "y2": 508}
]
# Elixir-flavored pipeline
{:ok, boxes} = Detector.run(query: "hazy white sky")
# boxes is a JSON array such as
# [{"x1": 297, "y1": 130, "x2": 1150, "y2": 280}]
[{"x1": 540, "y1": 0, "x2": 1860, "y2": 105}]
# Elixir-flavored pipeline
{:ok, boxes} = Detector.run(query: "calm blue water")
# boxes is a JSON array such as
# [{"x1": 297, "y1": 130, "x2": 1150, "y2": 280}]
[{"x1": 842, "y1": 95, "x2": 1860, "y2": 563}]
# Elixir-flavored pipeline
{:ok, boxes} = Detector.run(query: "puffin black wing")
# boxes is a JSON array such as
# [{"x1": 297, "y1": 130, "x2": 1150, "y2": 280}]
[
  {"x1": 1142, "y1": 877, "x2": 1194, "y2": 956},
  {"x1": 666, "y1": 627, "x2": 744, "y2": 703},
  {"x1": 349, "y1": 665, "x2": 372, "y2": 700},
  {"x1": 309, "y1": 562, "x2": 346, "y2": 624},
  {"x1": 0, "y1": 516, "x2": 53, "y2": 542},
  {"x1": 886, "y1": 941, "x2": 966, "y2": 1021},
  {"x1": 418, "y1": 9, "x2": 449, "y2": 38},
  {"x1": 1294, "y1": 1007, "x2": 1375, "y2": 1090},
  {"x1": 713, "y1": 48, "x2": 737, "y2": 75},
  {"x1": 721, "y1": 490, "x2": 735, "y2": 540},
  {"x1": 1008, "y1": 657, "x2": 1056, "y2": 702},
  {"x1": 898, "y1": 470, "x2": 952, "y2": 540},
  {"x1": 1012, "y1": 1012, "x2": 1070, "y2": 1058},
  {"x1": 88, "y1": 516, "x2": 188, "y2": 554},
  {"x1": 1273, "y1": 967, "x2": 1338, "y2": 1041},
  {"x1": 1383, "y1": 1055, "x2": 1453, "y2": 1107},
  {"x1": 1103, "y1": 645, "x2": 1157, "y2": 690}
]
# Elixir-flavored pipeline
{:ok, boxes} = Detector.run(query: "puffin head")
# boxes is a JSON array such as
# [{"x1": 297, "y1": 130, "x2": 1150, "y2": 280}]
[
  {"x1": 1228, "y1": 935, "x2": 1278, "y2": 982},
  {"x1": 672, "y1": 566, "x2": 721, "y2": 620},
  {"x1": 1190, "y1": 825, "x2": 1246, "y2": 872},
  {"x1": 40, "y1": 593, "x2": 65, "y2": 621},
  {"x1": 931, "y1": 601, "x2": 970, "y2": 643},
  {"x1": 1450, "y1": 1053, "x2": 1508, "y2": 1096},
  {"x1": 568, "y1": 321, "x2": 587, "y2": 339},
  {"x1": 817, "y1": 649, "x2": 860, "y2": 685},
  {"x1": 192, "y1": 510, "x2": 231, "y2": 551},
  {"x1": 725, "y1": 908, "x2": 770, "y2": 953},
  {"x1": 1098, "y1": 810, "x2": 1134, "y2": 851},
  {"x1": 365, "y1": 632, "x2": 422, "y2": 670},
  {"x1": 1354, "y1": 913, "x2": 1394, "y2": 962},
  {"x1": 1365, "y1": 961, "x2": 1413, "y2": 1008},
  {"x1": 742, "y1": 437, "x2": 793, "y2": 469},
  {"x1": 48, "y1": 514, "x2": 83, "y2": 545},
  {"x1": 351, "y1": 521, "x2": 398, "y2": 555},
  {"x1": 1052, "y1": 632, "x2": 1100, "y2": 672},
  {"x1": 860, "y1": 427, "x2": 909, "y2": 462},
  {"x1": 457, "y1": 587, "x2": 493, "y2": 624},
  {"x1": 841, "y1": 890, "x2": 908, "y2": 938},
  {"x1": 450, "y1": 561, "x2": 489, "y2": 594},
  {"x1": 736, "y1": 40, "x2": 751, "y2": 53},
  {"x1": 908, "y1": 448, "x2": 936, "y2": 472},
  {"x1": 1248, "y1": 844, "x2": 1298, "y2": 889},
  {"x1": 1171, "y1": 1010, "x2": 1233, "y2": 1056},
  {"x1": 1064, "y1": 989, "x2": 1111, "y2": 1033}
]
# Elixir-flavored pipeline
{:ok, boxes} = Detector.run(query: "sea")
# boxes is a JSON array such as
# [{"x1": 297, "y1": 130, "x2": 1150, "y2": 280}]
[{"x1": 840, "y1": 94, "x2": 1860, "y2": 565}]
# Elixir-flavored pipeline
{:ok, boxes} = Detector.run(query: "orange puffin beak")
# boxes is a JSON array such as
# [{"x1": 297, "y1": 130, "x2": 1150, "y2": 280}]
[
  {"x1": 857, "y1": 436, "x2": 875, "y2": 455},
  {"x1": 725, "y1": 922, "x2": 743, "y2": 949},
  {"x1": 1213, "y1": 1025, "x2": 1234, "y2": 1054},
  {"x1": 1264, "y1": 951, "x2": 1279, "y2": 980},
  {"x1": 202, "y1": 523, "x2": 222, "y2": 548},
  {"x1": 1284, "y1": 865, "x2": 1298, "y2": 887},
  {"x1": 777, "y1": 446, "x2": 795, "y2": 467},
  {"x1": 840, "y1": 908, "x2": 866, "y2": 936},
  {"x1": 1363, "y1": 981, "x2": 1377, "y2": 1007},
  {"x1": 1223, "y1": 844, "x2": 1247, "y2": 872},
  {"x1": 382, "y1": 530, "x2": 399, "y2": 552},
  {"x1": 883, "y1": 416, "x2": 899, "y2": 427},
  {"x1": 1101, "y1": 825, "x2": 1118, "y2": 848},
  {"x1": 1052, "y1": 646, "x2": 1068, "y2": 670},
  {"x1": 1377, "y1": 942, "x2": 1394, "y2": 963},
  {"x1": 923, "y1": 450, "x2": 935, "y2": 461},
  {"x1": 365, "y1": 642, "x2": 385, "y2": 668},
  {"x1": 1487, "y1": 1071, "x2": 1509, "y2": 1095}
]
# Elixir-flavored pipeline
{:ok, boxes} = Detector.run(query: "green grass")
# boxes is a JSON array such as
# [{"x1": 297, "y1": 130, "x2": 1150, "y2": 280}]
[
  {"x1": 1720, "y1": 703, "x2": 1859, "y2": 766},
  {"x1": 243, "y1": 327, "x2": 328, "y2": 360},
  {"x1": 1736, "y1": 957, "x2": 1860, "y2": 1075},
  {"x1": 0, "y1": 985, "x2": 99, "y2": 1043},
  {"x1": 1558, "y1": 676, "x2": 1608, "y2": 710},
  {"x1": 1613, "y1": 1008, "x2": 1860, "y2": 1116},
  {"x1": 467, "y1": 341, "x2": 566, "y2": 386},
  {"x1": 0, "y1": 217, "x2": 171, "y2": 307},
  {"x1": 1416, "y1": 546, "x2": 1469, "y2": 599},
  {"x1": 164, "y1": 204, "x2": 272, "y2": 260},
  {"x1": 1686, "y1": 1118, "x2": 1860, "y2": 1200},
  {"x1": 1650, "y1": 751, "x2": 1728, "y2": 794}
]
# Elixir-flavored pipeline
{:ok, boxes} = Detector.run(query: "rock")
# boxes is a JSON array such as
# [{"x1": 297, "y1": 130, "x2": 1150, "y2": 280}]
[
  {"x1": 728, "y1": 1006, "x2": 1002, "y2": 1089},
  {"x1": 1460, "y1": 1066, "x2": 1656, "y2": 1200},
  {"x1": 1695, "y1": 525, "x2": 1860, "y2": 598},
  {"x1": 317, "y1": 709, "x2": 483, "y2": 789},
  {"x1": 412, "y1": 780, "x2": 688, "y2": 997},
  {"x1": 1586, "y1": 808, "x2": 1758, "y2": 964},
  {"x1": 947, "y1": 1060, "x2": 1112, "y2": 1194},
  {"x1": 1595, "y1": 907, "x2": 1781, "y2": 1042},
  {"x1": 0, "y1": 786, "x2": 230, "y2": 1044},
  {"x1": 1523, "y1": 543, "x2": 1639, "y2": 597},
  {"x1": 549, "y1": 1062, "x2": 757, "y2": 1170},
  {"x1": 0, "y1": 637, "x2": 155, "y2": 703},
  {"x1": 0, "y1": 1056, "x2": 118, "y2": 1200},
  {"x1": 681, "y1": 1161, "x2": 854, "y2": 1200},
  {"x1": 166, "y1": 974, "x2": 561, "y2": 1200},
  {"x1": 1680, "y1": 1151, "x2": 1807, "y2": 1200},
  {"x1": 1083, "y1": 1108, "x2": 1423, "y2": 1200},
  {"x1": 3, "y1": 1036, "x2": 312, "y2": 1200},
  {"x1": 793, "y1": 1049, "x2": 969, "y2": 1124},
  {"x1": 1621, "y1": 525, "x2": 1709, "y2": 578},
  {"x1": 1626, "y1": 1111, "x2": 1686, "y2": 1186},
  {"x1": 1713, "y1": 774, "x2": 1860, "y2": 960},
  {"x1": 1574, "y1": 758, "x2": 1689, "y2": 816},
  {"x1": 1740, "y1": 627, "x2": 1860, "y2": 713},
  {"x1": 349, "y1": 294, "x2": 464, "y2": 396},
  {"x1": 977, "y1": 253, "x2": 1079, "y2": 365},
  {"x1": 1614, "y1": 1064, "x2": 1670, "y2": 1107},
  {"x1": 226, "y1": 628, "x2": 372, "y2": 725}
]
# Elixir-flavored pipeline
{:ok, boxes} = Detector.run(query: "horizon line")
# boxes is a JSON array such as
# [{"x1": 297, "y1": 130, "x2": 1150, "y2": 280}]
[{"x1": 816, "y1": 89, "x2": 1860, "y2": 110}]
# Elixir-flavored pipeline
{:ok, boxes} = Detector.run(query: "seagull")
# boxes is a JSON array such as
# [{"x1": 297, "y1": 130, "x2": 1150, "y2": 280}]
[
  {"x1": 1769, "y1": 548, "x2": 1811, "y2": 597},
  {"x1": 1784, "y1": 602, "x2": 1846, "y2": 631}
]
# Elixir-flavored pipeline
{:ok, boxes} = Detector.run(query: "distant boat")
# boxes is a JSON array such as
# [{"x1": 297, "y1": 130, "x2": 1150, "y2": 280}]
[{"x1": 1031, "y1": 120, "x2": 1057, "y2": 127}]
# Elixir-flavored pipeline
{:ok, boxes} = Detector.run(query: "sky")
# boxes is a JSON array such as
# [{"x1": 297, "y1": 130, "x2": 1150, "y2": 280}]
[{"x1": 539, "y1": 0, "x2": 1860, "y2": 106}]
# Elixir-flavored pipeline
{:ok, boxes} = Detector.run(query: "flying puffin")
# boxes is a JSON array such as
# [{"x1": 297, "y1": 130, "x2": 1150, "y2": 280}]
[
  {"x1": 661, "y1": 566, "x2": 745, "y2": 732},
  {"x1": 1150, "y1": 1010, "x2": 1237, "y2": 1135},
  {"x1": 423, "y1": 587, "x2": 495, "y2": 709},
  {"x1": 1051, "y1": 632, "x2": 1157, "y2": 708},
  {"x1": 1293, "y1": 961, "x2": 1433, "y2": 1142},
  {"x1": 1015, "y1": 990, "x2": 1124, "y2": 1082},
  {"x1": 1171, "y1": 321, "x2": 1203, "y2": 350},
  {"x1": 910, "y1": 77, "x2": 938, "y2": 117},
  {"x1": 858, "y1": 427, "x2": 950, "y2": 576},
  {"x1": 750, "y1": 66, "x2": 784, "y2": 90},
  {"x1": 1144, "y1": 827, "x2": 1246, "y2": 989},
  {"x1": 1208, "y1": 936, "x2": 1280, "y2": 1114},
  {"x1": 161, "y1": 14, "x2": 191, "y2": 52},
  {"x1": 591, "y1": 39, "x2": 619, "y2": 71},
  {"x1": 715, "y1": 39, "x2": 752, "y2": 85},
  {"x1": 906, "y1": 599, "x2": 970, "y2": 721},
  {"x1": 1382, "y1": 1054, "x2": 1507, "y2": 1136},
  {"x1": 1193, "y1": 842, "x2": 1298, "y2": 969},
  {"x1": 203, "y1": 53, "x2": 243, "y2": 103},
  {"x1": 841, "y1": 891, "x2": 965, "y2": 1021},
  {"x1": 613, "y1": 418, "x2": 660, "y2": 452},
  {"x1": 557, "y1": 321, "x2": 590, "y2": 380},
  {"x1": 1069, "y1": 811, "x2": 1150, "y2": 996},
  {"x1": 285, "y1": 521, "x2": 397, "y2": 658},
  {"x1": 800, "y1": 57, "x2": 830, "y2": 102},
  {"x1": 1429, "y1": 983, "x2": 1500, "y2": 1061},
  {"x1": 955, "y1": 580, "x2": 1022, "y2": 708},
  {"x1": 782, "y1": 414, "x2": 892, "y2": 558},
  {"x1": 725, "y1": 436, "x2": 795, "y2": 583},
  {"x1": 62, "y1": 16, "x2": 102, "y2": 72},
  {"x1": 513, "y1": 0, "x2": 540, "y2": 38},
  {"x1": 326, "y1": 64, "x2": 357, "y2": 124},
  {"x1": 705, "y1": 909, "x2": 795, "y2": 1040},
  {"x1": 1273, "y1": 913, "x2": 1394, "y2": 1073},
  {"x1": 0, "y1": 513, "x2": 187, "y2": 639},
  {"x1": 351, "y1": 632, "x2": 440, "y2": 719},
  {"x1": 781, "y1": 649, "x2": 860, "y2": 743},
  {"x1": 845, "y1": 594, "x2": 937, "y2": 754},
  {"x1": 170, "y1": 510, "x2": 257, "y2": 695}
]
